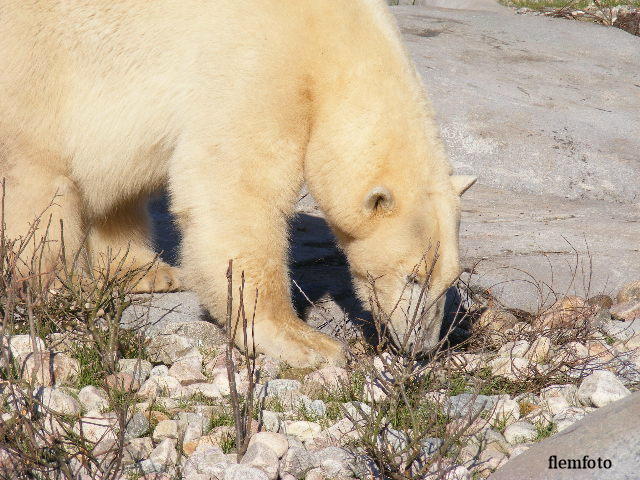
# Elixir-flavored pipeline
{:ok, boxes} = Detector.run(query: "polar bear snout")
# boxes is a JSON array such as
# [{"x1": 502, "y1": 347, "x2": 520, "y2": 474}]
[{"x1": 383, "y1": 282, "x2": 447, "y2": 355}]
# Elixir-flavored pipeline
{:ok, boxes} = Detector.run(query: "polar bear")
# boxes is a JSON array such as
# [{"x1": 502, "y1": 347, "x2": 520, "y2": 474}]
[{"x1": 0, "y1": 0, "x2": 475, "y2": 367}]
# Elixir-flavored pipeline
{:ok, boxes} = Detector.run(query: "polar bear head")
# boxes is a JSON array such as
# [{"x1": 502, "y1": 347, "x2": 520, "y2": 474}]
[{"x1": 330, "y1": 174, "x2": 476, "y2": 354}]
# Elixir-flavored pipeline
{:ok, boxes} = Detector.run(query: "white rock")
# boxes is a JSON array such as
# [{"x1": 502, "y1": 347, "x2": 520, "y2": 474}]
[
  {"x1": 224, "y1": 464, "x2": 269, "y2": 480},
  {"x1": 498, "y1": 340, "x2": 530, "y2": 358},
  {"x1": 122, "y1": 437, "x2": 153, "y2": 466},
  {"x1": 153, "y1": 420, "x2": 178, "y2": 442},
  {"x1": 284, "y1": 421, "x2": 322, "y2": 442},
  {"x1": 542, "y1": 395, "x2": 570, "y2": 415},
  {"x1": 149, "y1": 438, "x2": 178, "y2": 466},
  {"x1": 211, "y1": 371, "x2": 241, "y2": 396},
  {"x1": 151, "y1": 365, "x2": 169, "y2": 377},
  {"x1": 260, "y1": 410, "x2": 284, "y2": 432},
  {"x1": 8, "y1": 335, "x2": 45, "y2": 360},
  {"x1": 363, "y1": 378, "x2": 387, "y2": 403},
  {"x1": 177, "y1": 412, "x2": 208, "y2": 444},
  {"x1": 527, "y1": 336, "x2": 551, "y2": 362},
  {"x1": 147, "y1": 334, "x2": 195, "y2": 365},
  {"x1": 78, "y1": 386, "x2": 109, "y2": 412},
  {"x1": 248, "y1": 432, "x2": 289, "y2": 458},
  {"x1": 35, "y1": 387, "x2": 81, "y2": 416},
  {"x1": 489, "y1": 356, "x2": 534, "y2": 380},
  {"x1": 577, "y1": 370, "x2": 630, "y2": 407},
  {"x1": 503, "y1": 421, "x2": 537, "y2": 444},
  {"x1": 19, "y1": 351, "x2": 79, "y2": 386},
  {"x1": 240, "y1": 442, "x2": 279, "y2": 480},
  {"x1": 168, "y1": 360, "x2": 206, "y2": 385},
  {"x1": 184, "y1": 382, "x2": 223, "y2": 399},
  {"x1": 509, "y1": 443, "x2": 532, "y2": 458},
  {"x1": 118, "y1": 358, "x2": 152, "y2": 382},
  {"x1": 444, "y1": 465, "x2": 472, "y2": 480},
  {"x1": 490, "y1": 397, "x2": 520, "y2": 425},
  {"x1": 138, "y1": 375, "x2": 183, "y2": 398},
  {"x1": 540, "y1": 384, "x2": 579, "y2": 406},
  {"x1": 74, "y1": 410, "x2": 118, "y2": 443},
  {"x1": 279, "y1": 446, "x2": 316, "y2": 479},
  {"x1": 553, "y1": 407, "x2": 587, "y2": 432}
]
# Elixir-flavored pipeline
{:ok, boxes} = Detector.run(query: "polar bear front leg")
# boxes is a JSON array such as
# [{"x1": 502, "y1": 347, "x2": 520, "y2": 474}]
[
  {"x1": 170, "y1": 162, "x2": 345, "y2": 367},
  {"x1": 88, "y1": 196, "x2": 182, "y2": 293}
]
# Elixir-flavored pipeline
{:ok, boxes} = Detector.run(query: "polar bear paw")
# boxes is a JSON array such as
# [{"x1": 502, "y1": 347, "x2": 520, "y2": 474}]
[{"x1": 131, "y1": 264, "x2": 183, "y2": 293}]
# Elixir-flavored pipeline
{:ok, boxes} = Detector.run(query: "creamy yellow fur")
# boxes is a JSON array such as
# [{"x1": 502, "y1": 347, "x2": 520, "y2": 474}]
[{"x1": 0, "y1": 0, "x2": 473, "y2": 366}]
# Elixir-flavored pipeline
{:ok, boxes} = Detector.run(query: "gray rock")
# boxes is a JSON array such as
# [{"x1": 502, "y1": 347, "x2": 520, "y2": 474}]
[
  {"x1": 240, "y1": 442, "x2": 279, "y2": 480},
  {"x1": 315, "y1": 447, "x2": 364, "y2": 478},
  {"x1": 34, "y1": 387, "x2": 81, "y2": 416},
  {"x1": 260, "y1": 410, "x2": 284, "y2": 432},
  {"x1": 552, "y1": 407, "x2": 587, "y2": 432},
  {"x1": 122, "y1": 437, "x2": 153, "y2": 466},
  {"x1": 78, "y1": 386, "x2": 109, "y2": 412},
  {"x1": 147, "y1": 334, "x2": 195, "y2": 365},
  {"x1": 224, "y1": 464, "x2": 269, "y2": 480},
  {"x1": 279, "y1": 446, "x2": 316, "y2": 479},
  {"x1": 446, "y1": 393, "x2": 496, "y2": 418},
  {"x1": 248, "y1": 432, "x2": 289, "y2": 458},
  {"x1": 118, "y1": 358, "x2": 153, "y2": 383},
  {"x1": 389, "y1": 4, "x2": 640, "y2": 311},
  {"x1": 503, "y1": 421, "x2": 537, "y2": 444},
  {"x1": 177, "y1": 412, "x2": 208, "y2": 444},
  {"x1": 490, "y1": 392, "x2": 640, "y2": 480},
  {"x1": 263, "y1": 379, "x2": 302, "y2": 398},
  {"x1": 149, "y1": 438, "x2": 178, "y2": 467},
  {"x1": 182, "y1": 446, "x2": 229, "y2": 478},
  {"x1": 125, "y1": 412, "x2": 150, "y2": 439},
  {"x1": 421, "y1": 437, "x2": 443, "y2": 456},
  {"x1": 153, "y1": 419, "x2": 178, "y2": 442},
  {"x1": 601, "y1": 319, "x2": 640, "y2": 342},
  {"x1": 577, "y1": 370, "x2": 631, "y2": 407}
]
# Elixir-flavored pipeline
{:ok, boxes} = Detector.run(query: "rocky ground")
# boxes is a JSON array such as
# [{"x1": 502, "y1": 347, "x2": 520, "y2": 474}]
[{"x1": 1, "y1": 280, "x2": 640, "y2": 479}]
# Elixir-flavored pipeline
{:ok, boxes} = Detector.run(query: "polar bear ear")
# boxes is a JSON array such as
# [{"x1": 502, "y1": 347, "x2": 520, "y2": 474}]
[
  {"x1": 451, "y1": 175, "x2": 477, "y2": 196},
  {"x1": 364, "y1": 186, "x2": 394, "y2": 214}
]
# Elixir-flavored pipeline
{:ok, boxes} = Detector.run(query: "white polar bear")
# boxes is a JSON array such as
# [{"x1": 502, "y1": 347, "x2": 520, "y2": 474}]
[{"x1": 0, "y1": 0, "x2": 475, "y2": 367}]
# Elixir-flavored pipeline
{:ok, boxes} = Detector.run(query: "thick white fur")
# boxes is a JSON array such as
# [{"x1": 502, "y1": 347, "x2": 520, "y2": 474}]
[{"x1": 0, "y1": 0, "x2": 473, "y2": 366}]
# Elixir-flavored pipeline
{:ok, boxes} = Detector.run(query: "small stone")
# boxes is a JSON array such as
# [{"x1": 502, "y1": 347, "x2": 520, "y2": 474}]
[
  {"x1": 447, "y1": 393, "x2": 496, "y2": 418},
  {"x1": 611, "y1": 300, "x2": 640, "y2": 321},
  {"x1": 474, "y1": 309, "x2": 519, "y2": 332},
  {"x1": 475, "y1": 444, "x2": 508, "y2": 475},
  {"x1": 527, "y1": 336, "x2": 551, "y2": 362},
  {"x1": 503, "y1": 421, "x2": 537, "y2": 444},
  {"x1": 489, "y1": 356, "x2": 534, "y2": 380},
  {"x1": 541, "y1": 395, "x2": 570, "y2": 415},
  {"x1": 490, "y1": 397, "x2": 520, "y2": 425},
  {"x1": 315, "y1": 418, "x2": 360, "y2": 446},
  {"x1": 168, "y1": 360, "x2": 206, "y2": 385},
  {"x1": 240, "y1": 442, "x2": 279, "y2": 480},
  {"x1": 363, "y1": 378, "x2": 387, "y2": 403},
  {"x1": 18, "y1": 351, "x2": 79, "y2": 386},
  {"x1": 443, "y1": 465, "x2": 472, "y2": 480},
  {"x1": 260, "y1": 410, "x2": 284, "y2": 432},
  {"x1": 264, "y1": 379, "x2": 301, "y2": 398},
  {"x1": 138, "y1": 375, "x2": 183, "y2": 398},
  {"x1": 534, "y1": 296, "x2": 592, "y2": 329},
  {"x1": 540, "y1": 384, "x2": 578, "y2": 406},
  {"x1": 122, "y1": 437, "x2": 153, "y2": 465},
  {"x1": 553, "y1": 406, "x2": 586, "y2": 431},
  {"x1": 586, "y1": 295, "x2": 613, "y2": 310},
  {"x1": 182, "y1": 446, "x2": 229, "y2": 477},
  {"x1": 181, "y1": 382, "x2": 221, "y2": 400},
  {"x1": 284, "y1": 420, "x2": 322, "y2": 442},
  {"x1": 147, "y1": 334, "x2": 195, "y2": 365},
  {"x1": 498, "y1": 340, "x2": 530, "y2": 358},
  {"x1": 177, "y1": 412, "x2": 208, "y2": 444},
  {"x1": 601, "y1": 319, "x2": 640, "y2": 342},
  {"x1": 35, "y1": 387, "x2": 81, "y2": 416},
  {"x1": 74, "y1": 410, "x2": 118, "y2": 443},
  {"x1": 304, "y1": 469, "x2": 325, "y2": 480},
  {"x1": 125, "y1": 412, "x2": 150, "y2": 439},
  {"x1": 617, "y1": 280, "x2": 640, "y2": 304},
  {"x1": 78, "y1": 385, "x2": 109, "y2": 412},
  {"x1": 248, "y1": 432, "x2": 289, "y2": 458},
  {"x1": 577, "y1": 370, "x2": 630, "y2": 407},
  {"x1": 7, "y1": 335, "x2": 46, "y2": 361},
  {"x1": 224, "y1": 464, "x2": 269, "y2": 480},
  {"x1": 149, "y1": 438, "x2": 178, "y2": 467},
  {"x1": 316, "y1": 446, "x2": 362, "y2": 478},
  {"x1": 304, "y1": 367, "x2": 348, "y2": 390},
  {"x1": 279, "y1": 446, "x2": 316, "y2": 479},
  {"x1": 105, "y1": 372, "x2": 141, "y2": 393},
  {"x1": 153, "y1": 420, "x2": 178, "y2": 442},
  {"x1": 448, "y1": 353, "x2": 486, "y2": 373},
  {"x1": 118, "y1": 358, "x2": 153, "y2": 383},
  {"x1": 211, "y1": 371, "x2": 242, "y2": 396}
]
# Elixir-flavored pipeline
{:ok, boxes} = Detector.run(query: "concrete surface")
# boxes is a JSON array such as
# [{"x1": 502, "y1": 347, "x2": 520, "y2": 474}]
[{"x1": 489, "y1": 391, "x2": 640, "y2": 480}]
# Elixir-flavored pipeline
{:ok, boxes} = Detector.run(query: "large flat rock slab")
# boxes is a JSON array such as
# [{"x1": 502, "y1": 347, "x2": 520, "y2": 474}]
[
  {"x1": 395, "y1": 5, "x2": 640, "y2": 203},
  {"x1": 489, "y1": 391, "x2": 640, "y2": 480}
]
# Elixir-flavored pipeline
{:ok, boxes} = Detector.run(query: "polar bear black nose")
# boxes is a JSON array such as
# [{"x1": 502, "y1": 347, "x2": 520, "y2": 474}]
[{"x1": 406, "y1": 274, "x2": 420, "y2": 285}]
